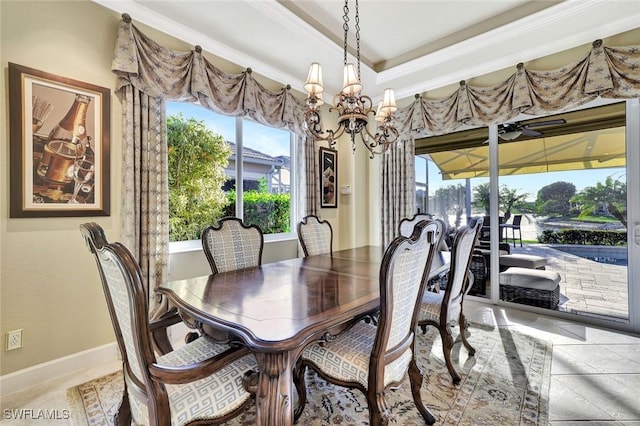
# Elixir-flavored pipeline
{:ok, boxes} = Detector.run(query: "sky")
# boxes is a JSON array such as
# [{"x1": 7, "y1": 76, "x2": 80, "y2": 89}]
[
  {"x1": 416, "y1": 156, "x2": 626, "y2": 201},
  {"x1": 167, "y1": 101, "x2": 291, "y2": 157},
  {"x1": 168, "y1": 101, "x2": 626, "y2": 201}
]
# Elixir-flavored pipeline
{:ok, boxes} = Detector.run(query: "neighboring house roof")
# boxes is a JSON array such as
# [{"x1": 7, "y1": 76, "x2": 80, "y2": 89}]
[{"x1": 227, "y1": 142, "x2": 287, "y2": 167}]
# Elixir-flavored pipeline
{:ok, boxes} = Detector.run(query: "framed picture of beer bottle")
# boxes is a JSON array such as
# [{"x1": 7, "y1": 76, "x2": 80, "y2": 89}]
[{"x1": 8, "y1": 63, "x2": 110, "y2": 217}]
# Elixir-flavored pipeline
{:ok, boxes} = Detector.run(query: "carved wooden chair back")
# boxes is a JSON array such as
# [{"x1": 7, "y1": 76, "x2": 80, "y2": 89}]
[
  {"x1": 294, "y1": 219, "x2": 442, "y2": 424},
  {"x1": 297, "y1": 215, "x2": 333, "y2": 256},
  {"x1": 80, "y1": 222, "x2": 256, "y2": 425},
  {"x1": 202, "y1": 217, "x2": 264, "y2": 274}
]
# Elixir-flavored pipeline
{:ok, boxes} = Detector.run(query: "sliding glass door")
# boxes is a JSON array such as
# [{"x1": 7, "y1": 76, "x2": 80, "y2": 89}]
[{"x1": 416, "y1": 99, "x2": 640, "y2": 333}]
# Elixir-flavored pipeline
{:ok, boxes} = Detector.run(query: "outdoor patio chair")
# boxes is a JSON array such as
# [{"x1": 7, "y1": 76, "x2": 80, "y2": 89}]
[
  {"x1": 503, "y1": 214, "x2": 523, "y2": 247},
  {"x1": 293, "y1": 219, "x2": 441, "y2": 425}
]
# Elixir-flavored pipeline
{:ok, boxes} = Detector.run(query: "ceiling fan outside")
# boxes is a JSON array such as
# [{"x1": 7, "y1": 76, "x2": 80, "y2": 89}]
[{"x1": 498, "y1": 118, "x2": 567, "y2": 140}]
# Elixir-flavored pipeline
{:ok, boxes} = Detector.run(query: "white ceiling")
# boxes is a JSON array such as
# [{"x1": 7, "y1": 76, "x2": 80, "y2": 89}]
[{"x1": 94, "y1": 0, "x2": 640, "y2": 105}]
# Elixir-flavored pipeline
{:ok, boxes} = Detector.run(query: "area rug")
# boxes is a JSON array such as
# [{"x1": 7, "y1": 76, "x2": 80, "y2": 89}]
[{"x1": 67, "y1": 324, "x2": 551, "y2": 425}]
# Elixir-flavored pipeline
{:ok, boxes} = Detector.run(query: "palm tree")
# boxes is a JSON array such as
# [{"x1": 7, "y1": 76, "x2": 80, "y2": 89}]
[
  {"x1": 472, "y1": 183, "x2": 528, "y2": 219},
  {"x1": 570, "y1": 176, "x2": 627, "y2": 227},
  {"x1": 501, "y1": 187, "x2": 529, "y2": 221}
]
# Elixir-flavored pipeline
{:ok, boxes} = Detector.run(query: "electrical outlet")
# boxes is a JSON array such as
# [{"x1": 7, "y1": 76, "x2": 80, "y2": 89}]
[{"x1": 6, "y1": 329, "x2": 23, "y2": 351}]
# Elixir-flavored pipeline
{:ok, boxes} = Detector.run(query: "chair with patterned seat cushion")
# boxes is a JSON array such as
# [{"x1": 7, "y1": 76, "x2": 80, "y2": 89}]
[
  {"x1": 191, "y1": 217, "x2": 265, "y2": 343},
  {"x1": 417, "y1": 217, "x2": 484, "y2": 384},
  {"x1": 297, "y1": 214, "x2": 333, "y2": 256},
  {"x1": 202, "y1": 217, "x2": 264, "y2": 274},
  {"x1": 80, "y1": 222, "x2": 257, "y2": 425},
  {"x1": 293, "y1": 219, "x2": 442, "y2": 425},
  {"x1": 399, "y1": 215, "x2": 448, "y2": 293}
]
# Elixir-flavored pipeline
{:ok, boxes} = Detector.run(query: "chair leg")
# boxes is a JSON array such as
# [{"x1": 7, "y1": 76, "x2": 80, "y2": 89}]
[
  {"x1": 408, "y1": 359, "x2": 436, "y2": 425},
  {"x1": 459, "y1": 313, "x2": 475, "y2": 356},
  {"x1": 440, "y1": 324, "x2": 461, "y2": 384},
  {"x1": 366, "y1": 386, "x2": 390, "y2": 426},
  {"x1": 518, "y1": 228, "x2": 522, "y2": 247},
  {"x1": 293, "y1": 360, "x2": 308, "y2": 422},
  {"x1": 115, "y1": 382, "x2": 131, "y2": 426}
]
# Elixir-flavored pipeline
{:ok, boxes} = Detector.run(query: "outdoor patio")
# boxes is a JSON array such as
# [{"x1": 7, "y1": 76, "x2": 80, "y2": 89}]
[
  {"x1": 510, "y1": 244, "x2": 629, "y2": 322},
  {"x1": 495, "y1": 214, "x2": 628, "y2": 321}
]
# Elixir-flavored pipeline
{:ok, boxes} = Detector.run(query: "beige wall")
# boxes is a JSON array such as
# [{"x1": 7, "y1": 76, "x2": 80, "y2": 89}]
[
  {"x1": 0, "y1": 0, "x2": 374, "y2": 376},
  {"x1": 1, "y1": 0, "x2": 122, "y2": 375}
]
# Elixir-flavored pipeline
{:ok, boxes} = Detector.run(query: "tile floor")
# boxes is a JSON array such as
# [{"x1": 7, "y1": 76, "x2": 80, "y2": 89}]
[{"x1": 1, "y1": 300, "x2": 639, "y2": 425}]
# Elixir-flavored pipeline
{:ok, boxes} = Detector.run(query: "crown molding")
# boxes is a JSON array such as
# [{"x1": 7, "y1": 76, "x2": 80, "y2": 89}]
[
  {"x1": 378, "y1": 0, "x2": 639, "y2": 86},
  {"x1": 92, "y1": 0, "x2": 306, "y2": 92}
]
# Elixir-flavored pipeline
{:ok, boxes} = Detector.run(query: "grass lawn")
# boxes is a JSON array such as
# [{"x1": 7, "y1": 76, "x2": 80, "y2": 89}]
[{"x1": 562, "y1": 215, "x2": 619, "y2": 223}]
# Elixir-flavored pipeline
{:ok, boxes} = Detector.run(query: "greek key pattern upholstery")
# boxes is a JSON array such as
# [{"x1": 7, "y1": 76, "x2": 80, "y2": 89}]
[
  {"x1": 162, "y1": 339, "x2": 257, "y2": 424},
  {"x1": 126, "y1": 373, "x2": 149, "y2": 425},
  {"x1": 420, "y1": 223, "x2": 478, "y2": 324},
  {"x1": 298, "y1": 215, "x2": 332, "y2": 256},
  {"x1": 419, "y1": 291, "x2": 449, "y2": 323},
  {"x1": 203, "y1": 218, "x2": 263, "y2": 273},
  {"x1": 301, "y1": 321, "x2": 412, "y2": 389},
  {"x1": 386, "y1": 241, "x2": 428, "y2": 350},
  {"x1": 97, "y1": 249, "x2": 145, "y2": 382}
]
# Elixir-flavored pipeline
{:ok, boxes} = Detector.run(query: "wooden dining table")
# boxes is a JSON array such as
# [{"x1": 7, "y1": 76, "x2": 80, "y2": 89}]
[{"x1": 158, "y1": 245, "x2": 384, "y2": 426}]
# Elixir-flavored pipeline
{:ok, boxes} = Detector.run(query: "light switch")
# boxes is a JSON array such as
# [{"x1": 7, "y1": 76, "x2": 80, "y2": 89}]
[{"x1": 340, "y1": 185, "x2": 352, "y2": 195}]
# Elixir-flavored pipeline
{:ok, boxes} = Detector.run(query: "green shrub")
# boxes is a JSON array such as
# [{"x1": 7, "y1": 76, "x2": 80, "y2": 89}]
[
  {"x1": 224, "y1": 190, "x2": 291, "y2": 234},
  {"x1": 538, "y1": 229, "x2": 626, "y2": 246}
]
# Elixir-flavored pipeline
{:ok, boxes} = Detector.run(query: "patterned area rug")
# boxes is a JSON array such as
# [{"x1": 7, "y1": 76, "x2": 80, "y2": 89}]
[{"x1": 67, "y1": 324, "x2": 551, "y2": 425}]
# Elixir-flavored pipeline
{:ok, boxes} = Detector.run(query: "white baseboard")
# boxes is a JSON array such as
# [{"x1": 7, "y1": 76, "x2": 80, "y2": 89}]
[{"x1": 0, "y1": 342, "x2": 119, "y2": 396}]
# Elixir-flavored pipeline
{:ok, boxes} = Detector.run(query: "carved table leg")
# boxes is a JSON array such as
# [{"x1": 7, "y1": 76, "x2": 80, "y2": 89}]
[{"x1": 254, "y1": 351, "x2": 295, "y2": 426}]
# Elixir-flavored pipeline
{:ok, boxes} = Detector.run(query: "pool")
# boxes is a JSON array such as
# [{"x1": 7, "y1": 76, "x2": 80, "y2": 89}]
[
  {"x1": 581, "y1": 255, "x2": 627, "y2": 266},
  {"x1": 551, "y1": 244, "x2": 628, "y2": 266}
]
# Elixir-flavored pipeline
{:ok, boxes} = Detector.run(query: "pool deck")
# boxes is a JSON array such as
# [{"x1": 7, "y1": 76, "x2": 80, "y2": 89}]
[{"x1": 510, "y1": 243, "x2": 629, "y2": 321}]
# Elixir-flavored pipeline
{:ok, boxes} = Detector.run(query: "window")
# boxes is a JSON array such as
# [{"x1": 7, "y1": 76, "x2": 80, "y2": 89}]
[{"x1": 167, "y1": 102, "x2": 296, "y2": 243}]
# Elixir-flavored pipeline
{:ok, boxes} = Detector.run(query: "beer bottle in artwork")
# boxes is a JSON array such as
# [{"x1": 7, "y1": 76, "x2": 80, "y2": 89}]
[{"x1": 37, "y1": 94, "x2": 91, "y2": 183}]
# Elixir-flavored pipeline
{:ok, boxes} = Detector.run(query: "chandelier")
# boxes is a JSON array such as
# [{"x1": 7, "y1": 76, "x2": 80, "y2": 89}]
[{"x1": 303, "y1": 0, "x2": 400, "y2": 158}]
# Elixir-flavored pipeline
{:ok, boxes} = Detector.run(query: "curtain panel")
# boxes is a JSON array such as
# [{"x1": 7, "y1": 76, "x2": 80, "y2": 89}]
[
  {"x1": 111, "y1": 15, "x2": 314, "y2": 320},
  {"x1": 384, "y1": 40, "x2": 640, "y2": 244}
]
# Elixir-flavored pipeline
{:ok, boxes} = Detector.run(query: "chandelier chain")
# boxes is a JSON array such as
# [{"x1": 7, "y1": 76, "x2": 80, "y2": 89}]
[
  {"x1": 343, "y1": 1, "x2": 349, "y2": 66},
  {"x1": 355, "y1": 0, "x2": 361, "y2": 80}
]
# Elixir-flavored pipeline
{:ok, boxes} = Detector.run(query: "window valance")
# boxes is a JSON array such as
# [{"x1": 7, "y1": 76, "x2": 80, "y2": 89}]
[
  {"x1": 111, "y1": 15, "x2": 308, "y2": 135},
  {"x1": 393, "y1": 41, "x2": 640, "y2": 138}
]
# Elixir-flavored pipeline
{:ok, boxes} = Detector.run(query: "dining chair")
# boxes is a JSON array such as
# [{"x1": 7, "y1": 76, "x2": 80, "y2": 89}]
[
  {"x1": 191, "y1": 217, "x2": 264, "y2": 342},
  {"x1": 398, "y1": 212, "x2": 433, "y2": 238},
  {"x1": 399, "y1": 214, "x2": 448, "y2": 293},
  {"x1": 417, "y1": 217, "x2": 484, "y2": 384},
  {"x1": 297, "y1": 214, "x2": 333, "y2": 256},
  {"x1": 80, "y1": 222, "x2": 257, "y2": 425},
  {"x1": 293, "y1": 219, "x2": 442, "y2": 425},
  {"x1": 202, "y1": 217, "x2": 264, "y2": 274}
]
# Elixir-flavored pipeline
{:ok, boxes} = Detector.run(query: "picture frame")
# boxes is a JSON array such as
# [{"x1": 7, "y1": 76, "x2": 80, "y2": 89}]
[
  {"x1": 320, "y1": 147, "x2": 337, "y2": 208},
  {"x1": 9, "y1": 63, "x2": 110, "y2": 217}
]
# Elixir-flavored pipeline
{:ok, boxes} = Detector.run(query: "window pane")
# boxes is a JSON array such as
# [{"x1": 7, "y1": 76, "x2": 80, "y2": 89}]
[
  {"x1": 166, "y1": 102, "x2": 234, "y2": 242},
  {"x1": 240, "y1": 119, "x2": 292, "y2": 234}
]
